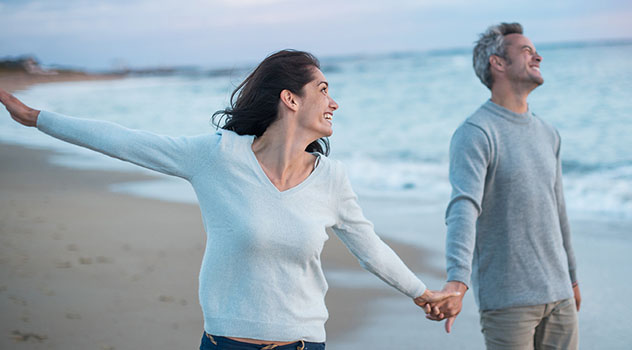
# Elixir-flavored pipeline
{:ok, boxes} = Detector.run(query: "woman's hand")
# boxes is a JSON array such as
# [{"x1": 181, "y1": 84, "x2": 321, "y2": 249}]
[
  {"x1": 0, "y1": 89, "x2": 40, "y2": 127},
  {"x1": 413, "y1": 288, "x2": 461, "y2": 312}
]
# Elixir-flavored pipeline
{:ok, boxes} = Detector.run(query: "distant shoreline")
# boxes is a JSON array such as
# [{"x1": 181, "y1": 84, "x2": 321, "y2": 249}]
[{"x1": 0, "y1": 71, "x2": 126, "y2": 93}]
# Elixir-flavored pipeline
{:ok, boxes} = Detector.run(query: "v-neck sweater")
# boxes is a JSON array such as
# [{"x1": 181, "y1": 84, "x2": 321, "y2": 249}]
[{"x1": 36, "y1": 110, "x2": 426, "y2": 342}]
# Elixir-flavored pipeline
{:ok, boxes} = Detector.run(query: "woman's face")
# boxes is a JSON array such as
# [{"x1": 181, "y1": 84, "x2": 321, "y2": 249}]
[{"x1": 295, "y1": 68, "x2": 339, "y2": 139}]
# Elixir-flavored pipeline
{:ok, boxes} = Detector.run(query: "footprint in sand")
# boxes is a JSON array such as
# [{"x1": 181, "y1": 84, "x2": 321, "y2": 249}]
[
  {"x1": 65, "y1": 313, "x2": 82, "y2": 320},
  {"x1": 55, "y1": 261, "x2": 72, "y2": 268},
  {"x1": 10, "y1": 330, "x2": 47, "y2": 343},
  {"x1": 96, "y1": 256, "x2": 113, "y2": 263},
  {"x1": 159, "y1": 295, "x2": 175, "y2": 303},
  {"x1": 8, "y1": 295, "x2": 27, "y2": 306},
  {"x1": 39, "y1": 287, "x2": 55, "y2": 296},
  {"x1": 20, "y1": 309, "x2": 31, "y2": 323},
  {"x1": 66, "y1": 244, "x2": 78, "y2": 252}
]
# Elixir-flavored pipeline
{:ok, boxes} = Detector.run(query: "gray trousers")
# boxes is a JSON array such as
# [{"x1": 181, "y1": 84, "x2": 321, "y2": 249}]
[{"x1": 480, "y1": 298, "x2": 579, "y2": 350}]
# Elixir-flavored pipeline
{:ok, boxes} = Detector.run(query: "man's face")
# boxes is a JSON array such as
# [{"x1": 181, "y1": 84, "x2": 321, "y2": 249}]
[{"x1": 501, "y1": 33, "x2": 544, "y2": 87}]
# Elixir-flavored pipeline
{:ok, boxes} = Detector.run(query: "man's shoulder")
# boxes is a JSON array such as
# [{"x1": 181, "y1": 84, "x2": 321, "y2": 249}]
[
  {"x1": 465, "y1": 102, "x2": 497, "y2": 126},
  {"x1": 456, "y1": 103, "x2": 496, "y2": 135},
  {"x1": 531, "y1": 112, "x2": 559, "y2": 134}
]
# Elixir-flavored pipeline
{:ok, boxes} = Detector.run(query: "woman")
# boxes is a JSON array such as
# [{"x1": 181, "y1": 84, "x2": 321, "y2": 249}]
[{"x1": 0, "y1": 50, "x2": 457, "y2": 349}]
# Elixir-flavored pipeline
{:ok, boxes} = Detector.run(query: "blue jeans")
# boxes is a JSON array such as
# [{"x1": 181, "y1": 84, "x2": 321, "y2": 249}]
[{"x1": 199, "y1": 332, "x2": 325, "y2": 350}]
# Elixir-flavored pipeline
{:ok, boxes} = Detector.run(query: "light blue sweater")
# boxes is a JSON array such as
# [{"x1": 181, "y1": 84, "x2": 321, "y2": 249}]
[
  {"x1": 36, "y1": 110, "x2": 426, "y2": 342},
  {"x1": 445, "y1": 100, "x2": 577, "y2": 312}
]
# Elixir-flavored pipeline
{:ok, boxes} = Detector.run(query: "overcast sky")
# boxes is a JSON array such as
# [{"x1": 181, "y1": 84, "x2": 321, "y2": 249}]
[{"x1": 1, "y1": 0, "x2": 631, "y2": 70}]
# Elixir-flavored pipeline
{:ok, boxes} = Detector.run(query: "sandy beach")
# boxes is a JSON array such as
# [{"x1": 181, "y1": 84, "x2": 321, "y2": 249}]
[
  {"x1": 0, "y1": 143, "x2": 443, "y2": 349},
  {"x1": 0, "y1": 71, "x2": 125, "y2": 94}
]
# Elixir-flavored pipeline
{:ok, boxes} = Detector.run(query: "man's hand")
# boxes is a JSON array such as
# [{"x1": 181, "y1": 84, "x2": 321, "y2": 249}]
[
  {"x1": 413, "y1": 288, "x2": 462, "y2": 312},
  {"x1": 413, "y1": 289, "x2": 461, "y2": 314},
  {"x1": 0, "y1": 89, "x2": 40, "y2": 127},
  {"x1": 573, "y1": 282, "x2": 581, "y2": 311},
  {"x1": 425, "y1": 281, "x2": 468, "y2": 333}
]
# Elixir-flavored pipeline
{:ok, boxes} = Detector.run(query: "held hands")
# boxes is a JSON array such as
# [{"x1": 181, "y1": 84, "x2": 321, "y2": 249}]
[
  {"x1": 421, "y1": 281, "x2": 468, "y2": 333},
  {"x1": 0, "y1": 89, "x2": 40, "y2": 127},
  {"x1": 413, "y1": 287, "x2": 462, "y2": 329}
]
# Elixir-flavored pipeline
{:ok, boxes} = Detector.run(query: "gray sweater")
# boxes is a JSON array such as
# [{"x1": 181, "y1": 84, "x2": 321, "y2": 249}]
[{"x1": 445, "y1": 100, "x2": 577, "y2": 311}]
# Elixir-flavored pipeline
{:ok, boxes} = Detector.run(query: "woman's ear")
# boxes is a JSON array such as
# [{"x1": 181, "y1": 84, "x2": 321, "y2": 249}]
[{"x1": 279, "y1": 89, "x2": 299, "y2": 112}]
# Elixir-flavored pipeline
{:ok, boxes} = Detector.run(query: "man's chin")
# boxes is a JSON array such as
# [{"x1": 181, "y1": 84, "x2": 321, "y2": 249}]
[
  {"x1": 533, "y1": 75, "x2": 544, "y2": 86},
  {"x1": 528, "y1": 77, "x2": 544, "y2": 89}
]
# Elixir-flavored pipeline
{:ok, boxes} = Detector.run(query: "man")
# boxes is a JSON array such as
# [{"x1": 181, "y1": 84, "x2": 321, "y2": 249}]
[{"x1": 426, "y1": 23, "x2": 581, "y2": 349}]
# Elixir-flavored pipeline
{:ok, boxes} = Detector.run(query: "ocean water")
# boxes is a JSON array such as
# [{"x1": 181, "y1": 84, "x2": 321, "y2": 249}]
[
  {"x1": 1, "y1": 41, "x2": 631, "y2": 220},
  {"x1": 2, "y1": 42, "x2": 632, "y2": 349}
]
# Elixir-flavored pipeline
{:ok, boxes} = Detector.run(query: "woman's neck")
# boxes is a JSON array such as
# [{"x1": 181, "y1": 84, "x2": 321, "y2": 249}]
[{"x1": 251, "y1": 124, "x2": 317, "y2": 191}]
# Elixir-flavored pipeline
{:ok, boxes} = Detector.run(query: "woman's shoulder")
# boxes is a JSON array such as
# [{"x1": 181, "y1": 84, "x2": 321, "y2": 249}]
[
  {"x1": 199, "y1": 129, "x2": 254, "y2": 153},
  {"x1": 314, "y1": 155, "x2": 348, "y2": 183}
]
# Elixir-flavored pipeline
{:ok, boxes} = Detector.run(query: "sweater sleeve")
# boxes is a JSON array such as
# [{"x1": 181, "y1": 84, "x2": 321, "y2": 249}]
[
  {"x1": 445, "y1": 122, "x2": 490, "y2": 288},
  {"x1": 554, "y1": 131, "x2": 578, "y2": 284},
  {"x1": 36, "y1": 110, "x2": 214, "y2": 180},
  {"x1": 331, "y1": 162, "x2": 426, "y2": 299}
]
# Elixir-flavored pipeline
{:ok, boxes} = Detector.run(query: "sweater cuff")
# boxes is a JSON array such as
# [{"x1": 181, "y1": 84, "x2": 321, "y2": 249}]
[
  {"x1": 447, "y1": 270, "x2": 471, "y2": 290},
  {"x1": 36, "y1": 110, "x2": 58, "y2": 131},
  {"x1": 411, "y1": 280, "x2": 427, "y2": 299}
]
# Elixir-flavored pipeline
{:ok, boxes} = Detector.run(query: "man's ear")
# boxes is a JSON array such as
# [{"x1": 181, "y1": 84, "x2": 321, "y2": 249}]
[
  {"x1": 279, "y1": 89, "x2": 299, "y2": 112},
  {"x1": 489, "y1": 55, "x2": 504, "y2": 72}
]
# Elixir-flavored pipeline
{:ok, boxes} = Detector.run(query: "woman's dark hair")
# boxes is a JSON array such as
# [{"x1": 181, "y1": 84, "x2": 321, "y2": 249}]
[{"x1": 212, "y1": 49, "x2": 329, "y2": 155}]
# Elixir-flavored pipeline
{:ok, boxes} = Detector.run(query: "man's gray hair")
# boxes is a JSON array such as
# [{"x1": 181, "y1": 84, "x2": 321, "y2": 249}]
[{"x1": 473, "y1": 22, "x2": 523, "y2": 89}]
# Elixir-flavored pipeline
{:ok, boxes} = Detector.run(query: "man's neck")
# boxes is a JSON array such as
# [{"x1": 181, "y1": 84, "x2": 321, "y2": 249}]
[
  {"x1": 490, "y1": 95, "x2": 528, "y2": 114},
  {"x1": 490, "y1": 81, "x2": 533, "y2": 114}
]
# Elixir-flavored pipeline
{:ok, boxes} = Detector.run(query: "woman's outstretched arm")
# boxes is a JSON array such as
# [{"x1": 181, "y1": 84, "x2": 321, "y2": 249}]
[{"x1": 0, "y1": 89, "x2": 217, "y2": 179}]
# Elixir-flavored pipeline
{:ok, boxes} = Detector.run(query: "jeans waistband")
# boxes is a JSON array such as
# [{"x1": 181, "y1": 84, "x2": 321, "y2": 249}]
[{"x1": 204, "y1": 332, "x2": 325, "y2": 350}]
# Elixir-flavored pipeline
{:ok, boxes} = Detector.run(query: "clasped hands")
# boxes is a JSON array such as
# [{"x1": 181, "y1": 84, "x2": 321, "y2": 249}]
[{"x1": 413, "y1": 281, "x2": 468, "y2": 333}]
